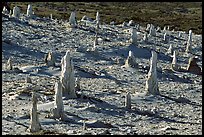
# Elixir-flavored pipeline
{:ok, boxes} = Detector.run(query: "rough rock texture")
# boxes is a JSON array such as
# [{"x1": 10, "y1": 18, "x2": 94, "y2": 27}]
[
  {"x1": 167, "y1": 44, "x2": 173, "y2": 55},
  {"x1": 26, "y1": 4, "x2": 32, "y2": 17},
  {"x1": 52, "y1": 81, "x2": 64, "y2": 119},
  {"x1": 187, "y1": 56, "x2": 202, "y2": 75},
  {"x1": 69, "y1": 11, "x2": 77, "y2": 28},
  {"x1": 45, "y1": 52, "x2": 55, "y2": 67},
  {"x1": 2, "y1": 6, "x2": 9, "y2": 14},
  {"x1": 171, "y1": 51, "x2": 179, "y2": 71},
  {"x1": 149, "y1": 24, "x2": 156, "y2": 36},
  {"x1": 186, "y1": 30, "x2": 192, "y2": 53},
  {"x1": 125, "y1": 92, "x2": 131, "y2": 109},
  {"x1": 145, "y1": 51, "x2": 160, "y2": 95},
  {"x1": 143, "y1": 32, "x2": 148, "y2": 43},
  {"x1": 131, "y1": 28, "x2": 138, "y2": 45},
  {"x1": 124, "y1": 51, "x2": 138, "y2": 68},
  {"x1": 6, "y1": 57, "x2": 13, "y2": 70},
  {"x1": 25, "y1": 75, "x2": 32, "y2": 83},
  {"x1": 164, "y1": 33, "x2": 168, "y2": 43},
  {"x1": 12, "y1": 6, "x2": 20, "y2": 18},
  {"x1": 29, "y1": 92, "x2": 41, "y2": 133},
  {"x1": 60, "y1": 51, "x2": 77, "y2": 98},
  {"x1": 2, "y1": 13, "x2": 202, "y2": 135}
]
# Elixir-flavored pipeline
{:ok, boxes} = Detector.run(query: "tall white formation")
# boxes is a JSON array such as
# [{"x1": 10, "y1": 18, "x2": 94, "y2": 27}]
[
  {"x1": 9, "y1": 10, "x2": 12, "y2": 16},
  {"x1": 12, "y1": 6, "x2": 20, "y2": 18},
  {"x1": 164, "y1": 32, "x2": 168, "y2": 43},
  {"x1": 122, "y1": 21, "x2": 127, "y2": 27},
  {"x1": 69, "y1": 11, "x2": 77, "y2": 28},
  {"x1": 167, "y1": 26, "x2": 170, "y2": 31},
  {"x1": 145, "y1": 51, "x2": 160, "y2": 95},
  {"x1": 96, "y1": 11, "x2": 100, "y2": 23},
  {"x1": 143, "y1": 32, "x2": 148, "y2": 43},
  {"x1": 131, "y1": 28, "x2": 138, "y2": 45},
  {"x1": 29, "y1": 92, "x2": 41, "y2": 133},
  {"x1": 125, "y1": 92, "x2": 131, "y2": 109},
  {"x1": 186, "y1": 30, "x2": 192, "y2": 53},
  {"x1": 6, "y1": 57, "x2": 13, "y2": 70},
  {"x1": 178, "y1": 32, "x2": 182, "y2": 38},
  {"x1": 128, "y1": 20, "x2": 134, "y2": 26},
  {"x1": 156, "y1": 26, "x2": 161, "y2": 32},
  {"x1": 50, "y1": 14, "x2": 53, "y2": 20},
  {"x1": 177, "y1": 32, "x2": 181, "y2": 47},
  {"x1": 93, "y1": 33, "x2": 98, "y2": 49},
  {"x1": 95, "y1": 11, "x2": 100, "y2": 31},
  {"x1": 60, "y1": 51, "x2": 77, "y2": 98},
  {"x1": 2, "y1": 6, "x2": 9, "y2": 14},
  {"x1": 166, "y1": 44, "x2": 173, "y2": 55},
  {"x1": 26, "y1": 4, "x2": 33, "y2": 17},
  {"x1": 45, "y1": 52, "x2": 55, "y2": 67},
  {"x1": 163, "y1": 26, "x2": 166, "y2": 31},
  {"x1": 149, "y1": 24, "x2": 156, "y2": 36},
  {"x1": 52, "y1": 81, "x2": 64, "y2": 119},
  {"x1": 146, "y1": 24, "x2": 151, "y2": 31},
  {"x1": 171, "y1": 51, "x2": 178, "y2": 70},
  {"x1": 124, "y1": 51, "x2": 138, "y2": 68}
]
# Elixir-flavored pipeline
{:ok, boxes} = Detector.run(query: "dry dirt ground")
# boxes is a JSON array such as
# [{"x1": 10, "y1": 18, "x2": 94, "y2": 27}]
[{"x1": 2, "y1": 13, "x2": 202, "y2": 135}]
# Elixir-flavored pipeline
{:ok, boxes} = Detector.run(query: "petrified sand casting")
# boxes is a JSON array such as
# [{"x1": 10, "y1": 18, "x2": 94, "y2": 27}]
[
  {"x1": 60, "y1": 51, "x2": 77, "y2": 98},
  {"x1": 29, "y1": 92, "x2": 41, "y2": 133},
  {"x1": 145, "y1": 51, "x2": 160, "y2": 95}
]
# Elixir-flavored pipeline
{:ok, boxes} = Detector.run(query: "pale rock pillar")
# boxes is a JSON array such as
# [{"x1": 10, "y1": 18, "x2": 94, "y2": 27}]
[
  {"x1": 52, "y1": 81, "x2": 64, "y2": 119},
  {"x1": 6, "y1": 57, "x2": 13, "y2": 70},
  {"x1": 146, "y1": 24, "x2": 151, "y2": 31},
  {"x1": 29, "y1": 92, "x2": 41, "y2": 133},
  {"x1": 143, "y1": 32, "x2": 148, "y2": 43},
  {"x1": 27, "y1": 4, "x2": 33, "y2": 17},
  {"x1": 125, "y1": 92, "x2": 131, "y2": 109},
  {"x1": 12, "y1": 6, "x2": 20, "y2": 18},
  {"x1": 186, "y1": 30, "x2": 192, "y2": 53},
  {"x1": 124, "y1": 51, "x2": 138, "y2": 68},
  {"x1": 131, "y1": 28, "x2": 138, "y2": 45},
  {"x1": 167, "y1": 44, "x2": 173, "y2": 55},
  {"x1": 2, "y1": 6, "x2": 9, "y2": 14},
  {"x1": 60, "y1": 51, "x2": 77, "y2": 98},
  {"x1": 145, "y1": 51, "x2": 160, "y2": 95},
  {"x1": 69, "y1": 11, "x2": 77, "y2": 28},
  {"x1": 149, "y1": 24, "x2": 156, "y2": 36},
  {"x1": 171, "y1": 51, "x2": 179, "y2": 70},
  {"x1": 164, "y1": 32, "x2": 168, "y2": 43}
]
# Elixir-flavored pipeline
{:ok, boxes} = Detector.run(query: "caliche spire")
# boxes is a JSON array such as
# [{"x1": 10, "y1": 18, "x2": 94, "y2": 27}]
[
  {"x1": 60, "y1": 51, "x2": 77, "y2": 98},
  {"x1": 145, "y1": 51, "x2": 160, "y2": 95}
]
